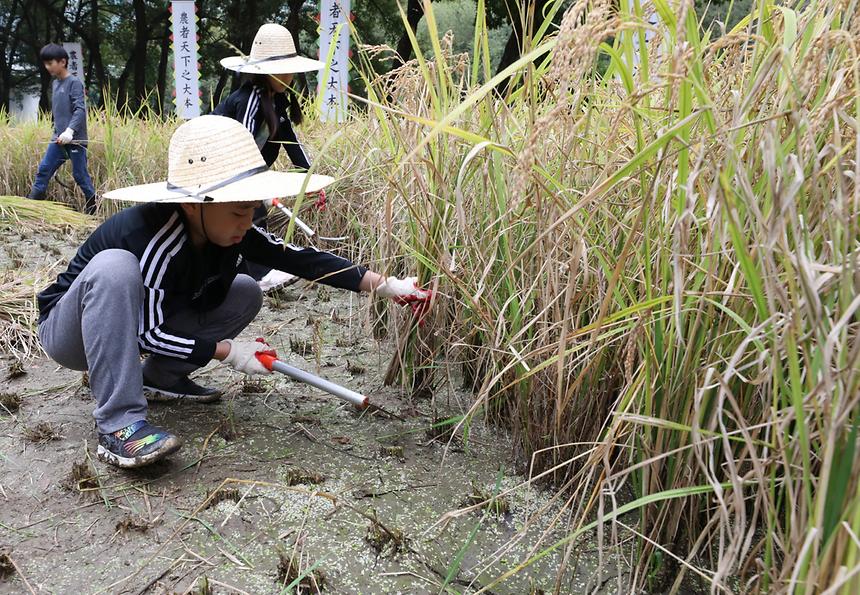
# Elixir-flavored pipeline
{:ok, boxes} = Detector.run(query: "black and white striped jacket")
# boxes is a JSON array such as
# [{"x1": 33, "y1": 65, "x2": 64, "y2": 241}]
[
  {"x1": 213, "y1": 82, "x2": 311, "y2": 169},
  {"x1": 37, "y1": 203, "x2": 366, "y2": 365}
]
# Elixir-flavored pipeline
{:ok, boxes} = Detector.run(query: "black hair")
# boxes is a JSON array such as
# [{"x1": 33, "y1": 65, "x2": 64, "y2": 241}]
[
  {"x1": 249, "y1": 74, "x2": 280, "y2": 141},
  {"x1": 285, "y1": 84, "x2": 304, "y2": 126},
  {"x1": 39, "y1": 43, "x2": 68, "y2": 67},
  {"x1": 246, "y1": 73, "x2": 304, "y2": 140}
]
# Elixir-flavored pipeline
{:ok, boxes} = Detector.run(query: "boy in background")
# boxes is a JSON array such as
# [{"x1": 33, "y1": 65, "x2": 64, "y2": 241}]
[{"x1": 27, "y1": 43, "x2": 97, "y2": 215}]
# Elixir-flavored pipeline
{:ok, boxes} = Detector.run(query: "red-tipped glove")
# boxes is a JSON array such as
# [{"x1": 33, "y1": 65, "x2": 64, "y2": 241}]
[
  {"x1": 375, "y1": 276, "x2": 433, "y2": 325},
  {"x1": 312, "y1": 188, "x2": 327, "y2": 211},
  {"x1": 222, "y1": 338, "x2": 277, "y2": 375}
]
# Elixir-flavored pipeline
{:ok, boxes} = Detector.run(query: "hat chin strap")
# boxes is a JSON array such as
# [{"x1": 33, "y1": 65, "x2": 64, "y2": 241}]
[
  {"x1": 166, "y1": 164, "x2": 269, "y2": 201},
  {"x1": 245, "y1": 52, "x2": 298, "y2": 65},
  {"x1": 200, "y1": 207, "x2": 212, "y2": 245}
]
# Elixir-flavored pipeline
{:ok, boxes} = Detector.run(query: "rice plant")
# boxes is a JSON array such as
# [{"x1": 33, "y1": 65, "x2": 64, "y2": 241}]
[
  {"x1": 0, "y1": 103, "x2": 175, "y2": 216},
  {"x1": 313, "y1": 0, "x2": 860, "y2": 590}
]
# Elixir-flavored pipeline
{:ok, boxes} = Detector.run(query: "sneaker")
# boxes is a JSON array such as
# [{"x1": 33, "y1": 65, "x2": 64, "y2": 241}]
[
  {"x1": 97, "y1": 420, "x2": 182, "y2": 468},
  {"x1": 258, "y1": 269, "x2": 298, "y2": 292},
  {"x1": 143, "y1": 375, "x2": 222, "y2": 403}
]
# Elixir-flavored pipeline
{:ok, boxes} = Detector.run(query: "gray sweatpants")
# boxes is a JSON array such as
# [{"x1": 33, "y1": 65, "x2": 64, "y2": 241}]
[{"x1": 38, "y1": 249, "x2": 262, "y2": 433}]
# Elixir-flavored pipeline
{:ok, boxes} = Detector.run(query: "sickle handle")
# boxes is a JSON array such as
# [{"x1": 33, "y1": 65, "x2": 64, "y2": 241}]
[{"x1": 255, "y1": 352, "x2": 277, "y2": 371}]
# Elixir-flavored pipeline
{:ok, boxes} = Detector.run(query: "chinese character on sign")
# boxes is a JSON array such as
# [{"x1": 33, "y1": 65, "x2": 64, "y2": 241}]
[
  {"x1": 62, "y1": 42, "x2": 83, "y2": 79},
  {"x1": 318, "y1": 0, "x2": 351, "y2": 123},
  {"x1": 171, "y1": 1, "x2": 200, "y2": 118}
]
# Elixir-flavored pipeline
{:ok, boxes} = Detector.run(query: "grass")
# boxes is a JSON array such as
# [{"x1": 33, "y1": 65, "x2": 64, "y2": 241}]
[{"x1": 0, "y1": 0, "x2": 857, "y2": 590}]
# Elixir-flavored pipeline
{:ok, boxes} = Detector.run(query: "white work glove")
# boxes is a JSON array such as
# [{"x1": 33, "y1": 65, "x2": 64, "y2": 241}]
[
  {"x1": 57, "y1": 127, "x2": 74, "y2": 145},
  {"x1": 376, "y1": 276, "x2": 430, "y2": 301},
  {"x1": 375, "y1": 276, "x2": 434, "y2": 325},
  {"x1": 222, "y1": 339, "x2": 273, "y2": 375}
]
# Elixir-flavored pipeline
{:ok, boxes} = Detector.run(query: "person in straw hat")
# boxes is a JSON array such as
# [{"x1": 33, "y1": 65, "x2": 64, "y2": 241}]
[
  {"x1": 36, "y1": 115, "x2": 431, "y2": 469},
  {"x1": 214, "y1": 23, "x2": 326, "y2": 292}
]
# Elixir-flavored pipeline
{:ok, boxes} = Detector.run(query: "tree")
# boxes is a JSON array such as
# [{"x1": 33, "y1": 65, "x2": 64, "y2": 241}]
[
  {"x1": 494, "y1": 0, "x2": 550, "y2": 91},
  {"x1": 33, "y1": 0, "x2": 111, "y2": 106},
  {"x1": 396, "y1": 0, "x2": 430, "y2": 64},
  {"x1": 0, "y1": 0, "x2": 23, "y2": 109}
]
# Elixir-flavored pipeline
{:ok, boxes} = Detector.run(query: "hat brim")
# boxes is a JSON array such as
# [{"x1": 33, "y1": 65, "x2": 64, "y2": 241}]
[
  {"x1": 103, "y1": 171, "x2": 334, "y2": 204},
  {"x1": 220, "y1": 55, "x2": 325, "y2": 75}
]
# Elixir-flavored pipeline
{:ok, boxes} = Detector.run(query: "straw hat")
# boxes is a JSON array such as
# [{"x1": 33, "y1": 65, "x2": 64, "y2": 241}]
[
  {"x1": 220, "y1": 23, "x2": 324, "y2": 75},
  {"x1": 103, "y1": 115, "x2": 333, "y2": 203}
]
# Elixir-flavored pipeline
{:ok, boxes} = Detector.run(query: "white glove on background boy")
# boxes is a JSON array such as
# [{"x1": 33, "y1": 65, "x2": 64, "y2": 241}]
[
  {"x1": 222, "y1": 339, "x2": 273, "y2": 375},
  {"x1": 57, "y1": 127, "x2": 74, "y2": 144}
]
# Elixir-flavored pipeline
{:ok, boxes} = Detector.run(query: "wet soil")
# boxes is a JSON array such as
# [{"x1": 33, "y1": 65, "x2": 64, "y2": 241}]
[{"x1": 0, "y1": 227, "x2": 628, "y2": 594}]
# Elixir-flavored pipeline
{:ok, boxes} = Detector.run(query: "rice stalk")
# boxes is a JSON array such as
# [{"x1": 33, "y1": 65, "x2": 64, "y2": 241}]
[
  {"x1": 0, "y1": 269, "x2": 53, "y2": 359},
  {"x1": 0, "y1": 195, "x2": 92, "y2": 231}
]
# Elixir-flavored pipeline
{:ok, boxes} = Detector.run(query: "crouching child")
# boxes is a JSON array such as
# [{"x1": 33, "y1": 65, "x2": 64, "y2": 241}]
[{"x1": 36, "y1": 115, "x2": 431, "y2": 468}]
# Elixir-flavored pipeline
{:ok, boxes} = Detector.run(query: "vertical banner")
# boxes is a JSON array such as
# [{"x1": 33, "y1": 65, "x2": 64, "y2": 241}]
[
  {"x1": 629, "y1": 0, "x2": 660, "y2": 69},
  {"x1": 318, "y1": 0, "x2": 350, "y2": 122},
  {"x1": 62, "y1": 42, "x2": 83, "y2": 79},
  {"x1": 170, "y1": 1, "x2": 200, "y2": 119}
]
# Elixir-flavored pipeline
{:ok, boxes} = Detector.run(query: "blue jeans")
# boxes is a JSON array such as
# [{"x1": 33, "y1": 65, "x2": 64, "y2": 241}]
[{"x1": 30, "y1": 142, "x2": 96, "y2": 199}]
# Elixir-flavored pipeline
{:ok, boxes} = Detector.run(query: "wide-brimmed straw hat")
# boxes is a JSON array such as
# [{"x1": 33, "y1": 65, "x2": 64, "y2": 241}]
[
  {"x1": 103, "y1": 115, "x2": 332, "y2": 203},
  {"x1": 220, "y1": 23, "x2": 324, "y2": 75}
]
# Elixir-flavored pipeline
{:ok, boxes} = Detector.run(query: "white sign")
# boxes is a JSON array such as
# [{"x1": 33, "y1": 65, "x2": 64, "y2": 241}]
[
  {"x1": 9, "y1": 90, "x2": 39, "y2": 122},
  {"x1": 62, "y1": 42, "x2": 83, "y2": 79},
  {"x1": 629, "y1": 0, "x2": 660, "y2": 69},
  {"x1": 171, "y1": 1, "x2": 200, "y2": 119},
  {"x1": 318, "y1": 0, "x2": 350, "y2": 122}
]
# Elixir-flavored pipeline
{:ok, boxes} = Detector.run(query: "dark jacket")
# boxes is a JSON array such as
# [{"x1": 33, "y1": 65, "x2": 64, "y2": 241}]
[
  {"x1": 213, "y1": 82, "x2": 310, "y2": 169},
  {"x1": 37, "y1": 203, "x2": 366, "y2": 365}
]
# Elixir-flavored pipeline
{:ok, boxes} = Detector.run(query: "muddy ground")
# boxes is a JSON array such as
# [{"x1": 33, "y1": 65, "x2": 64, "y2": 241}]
[{"x1": 0, "y1": 224, "x2": 629, "y2": 594}]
